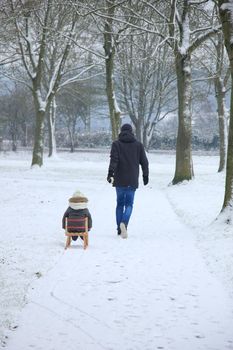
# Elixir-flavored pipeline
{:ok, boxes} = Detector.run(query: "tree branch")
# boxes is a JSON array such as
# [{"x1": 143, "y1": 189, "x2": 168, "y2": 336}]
[{"x1": 189, "y1": 26, "x2": 221, "y2": 53}]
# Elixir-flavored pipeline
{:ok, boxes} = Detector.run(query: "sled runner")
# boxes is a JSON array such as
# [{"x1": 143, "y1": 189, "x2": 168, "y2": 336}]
[{"x1": 65, "y1": 217, "x2": 88, "y2": 250}]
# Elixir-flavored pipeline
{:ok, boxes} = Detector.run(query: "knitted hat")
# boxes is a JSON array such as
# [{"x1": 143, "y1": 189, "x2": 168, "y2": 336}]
[
  {"x1": 69, "y1": 190, "x2": 88, "y2": 203},
  {"x1": 121, "y1": 123, "x2": 133, "y2": 132}
]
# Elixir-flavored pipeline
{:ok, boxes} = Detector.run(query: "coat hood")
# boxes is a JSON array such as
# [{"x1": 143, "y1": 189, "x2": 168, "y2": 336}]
[
  {"x1": 118, "y1": 130, "x2": 136, "y2": 143},
  {"x1": 69, "y1": 189, "x2": 88, "y2": 204}
]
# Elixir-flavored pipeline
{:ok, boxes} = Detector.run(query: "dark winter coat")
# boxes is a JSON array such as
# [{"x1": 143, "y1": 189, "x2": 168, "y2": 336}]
[
  {"x1": 62, "y1": 207, "x2": 92, "y2": 231},
  {"x1": 108, "y1": 130, "x2": 149, "y2": 188}
]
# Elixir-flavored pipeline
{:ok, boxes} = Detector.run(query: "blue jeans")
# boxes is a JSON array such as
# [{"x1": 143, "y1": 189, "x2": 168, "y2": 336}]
[{"x1": 116, "y1": 187, "x2": 136, "y2": 229}]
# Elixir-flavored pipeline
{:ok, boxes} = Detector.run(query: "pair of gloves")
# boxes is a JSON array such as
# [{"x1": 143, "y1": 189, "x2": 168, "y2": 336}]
[{"x1": 107, "y1": 171, "x2": 149, "y2": 185}]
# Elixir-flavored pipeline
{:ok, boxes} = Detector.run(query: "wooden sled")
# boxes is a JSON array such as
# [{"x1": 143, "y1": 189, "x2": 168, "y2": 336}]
[{"x1": 65, "y1": 217, "x2": 88, "y2": 250}]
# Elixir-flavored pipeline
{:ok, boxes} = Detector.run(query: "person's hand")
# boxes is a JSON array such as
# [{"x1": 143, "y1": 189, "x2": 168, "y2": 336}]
[
  {"x1": 143, "y1": 175, "x2": 148, "y2": 185},
  {"x1": 107, "y1": 176, "x2": 114, "y2": 184},
  {"x1": 107, "y1": 171, "x2": 114, "y2": 184}
]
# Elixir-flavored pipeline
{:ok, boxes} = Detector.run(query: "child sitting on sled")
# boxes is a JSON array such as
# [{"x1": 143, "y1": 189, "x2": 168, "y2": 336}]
[{"x1": 62, "y1": 190, "x2": 92, "y2": 240}]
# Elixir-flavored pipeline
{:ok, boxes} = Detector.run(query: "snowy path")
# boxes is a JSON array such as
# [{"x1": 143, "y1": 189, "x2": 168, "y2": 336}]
[{"x1": 5, "y1": 182, "x2": 233, "y2": 350}]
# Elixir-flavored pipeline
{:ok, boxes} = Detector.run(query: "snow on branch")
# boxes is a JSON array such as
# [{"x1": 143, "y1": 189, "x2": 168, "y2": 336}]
[
  {"x1": 151, "y1": 36, "x2": 174, "y2": 57},
  {"x1": 190, "y1": 26, "x2": 216, "y2": 36},
  {"x1": 158, "y1": 107, "x2": 178, "y2": 122},
  {"x1": 35, "y1": 88, "x2": 46, "y2": 112},
  {"x1": 189, "y1": 25, "x2": 221, "y2": 53},
  {"x1": 45, "y1": 56, "x2": 64, "y2": 101},
  {"x1": 93, "y1": 11, "x2": 168, "y2": 38},
  {"x1": 192, "y1": 75, "x2": 217, "y2": 82},
  {"x1": 13, "y1": 18, "x2": 34, "y2": 81},
  {"x1": 169, "y1": 0, "x2": 179, "y2": 38},
  {"x1": 62, "y1": 34, "x2": 106, "y2": 59},
  {"x1": 189, "y1": 0, "x2": 210, "y2": 4},
  {"x1": 179, "y1": 7, "x2": 190, "y2": 55},
  {"x1": 75, "y1": 0, "x2": 129, "y2": 18},
  {"x1": 113, "y1": 91, "x2": 121, "y2": 114},
  {"x1": 221, "y1": 2, "x2": 233, "y2": 11},
  {"x1": 1, "y1": 71, "x2": 32, "y2": 90},
  {"x1": 220, "y1": 2, "x2": 233, "y2": 26},
  {"x1": 0, "y1": 55, "x2": 20, "y2": 66},
  {"x1": 19, "y1": 28, "x2": 37, "y2": 73},
  {"x1": 59, "y1": 64, "x2": 96, "y2": 89},
  {"x1": 175, "y1": 7, "x2": 182, "y2": 27},
  {"x1": 140, "y1": 0, "x2": 169, "y2": 23}
]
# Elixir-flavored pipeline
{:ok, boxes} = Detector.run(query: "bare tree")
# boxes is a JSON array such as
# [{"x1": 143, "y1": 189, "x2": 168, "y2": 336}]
[
  {"x1": 2, "y1": 0, "x2": 97, "y2": 166},
  {"x1": 193, "y1": 29, "x2": 230, "y2": 172},
  {"x1": 117, "y1": 28, "x2": 177, "y2": 149},
  {"x1": 6, "y1": 0, "x2": 79, "y2": 165},
  {"x1": 166, "y1": 1, "x2": 220, "y2": 184},
  {"x1": 0, "y1": 83, "x2": 33, "y2": 150},
  {"x1": 58, "y1": 89, "x2": 88, "y2": 152}
]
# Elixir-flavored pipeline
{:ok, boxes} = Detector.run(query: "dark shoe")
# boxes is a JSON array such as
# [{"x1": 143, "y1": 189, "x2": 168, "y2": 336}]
[
  {"x1": 72, "y1": 236, "x2": 78, "y2": 241},
  {"x1": 117, "y1": 227, "x2": 121, "y2": 235}
]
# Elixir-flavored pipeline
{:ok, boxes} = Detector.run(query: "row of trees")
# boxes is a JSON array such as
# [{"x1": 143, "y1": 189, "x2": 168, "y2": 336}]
[
  {"x1": 0, "y1": 0, "x2": 233, "y2": 222},
  {"x1": 0, "y1": 80, "x2": 101, "y2": 152},
  {"x1": 0, "y1": 88, "x2": 218, "y2": 151}
]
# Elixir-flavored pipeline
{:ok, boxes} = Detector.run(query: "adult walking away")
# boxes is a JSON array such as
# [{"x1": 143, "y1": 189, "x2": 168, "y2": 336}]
[{"x1": 107, "y1": 123, "x2": 149, "y2": 238}]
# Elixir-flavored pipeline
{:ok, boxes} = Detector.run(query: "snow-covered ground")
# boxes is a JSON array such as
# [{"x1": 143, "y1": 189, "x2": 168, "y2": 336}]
[{"x1": 0, "y1": 150, "x2": 233, "y2": 350}]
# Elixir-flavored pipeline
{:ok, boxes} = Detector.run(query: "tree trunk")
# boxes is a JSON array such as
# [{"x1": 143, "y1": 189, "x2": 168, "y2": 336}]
[
  {"x1": 135, "y1": 118, "x2": 143, "y2": 143},
  {"x1": 172, "y1": 52, "x2": 193, "y2": 184},
  {"x1": 215, "y1": 77, "x2": 227, "y2": 172},
  {"x1": 70, "y1": 134, "x2": 75, "y2": 153},
  {"x1": 104, "y1": 0, "x2": 121, "y2": 141},
  {"x1": 106, "y1": 59, "x2": 120, "y2": 141},
  {"x1": 219, "y1": 0, "x2": 233, "y2": 216},
  {"x1": 11, "y1": 137, "x2": 17, "y2": 152},
  {"x1": 70, "y1": 140, "x2": 74, "y2": 153},
  {"x1": 143, "y1": 122, "x2": 155, "y2": 151},
  {"x1": 11, "y1": 126, "x2": 17, "y2": 152},
  {"x1": 31, "y1": 109, "x2": 46, "y2": 167},
  {"x1": 105, "y1": 55, "x2": 121, "y2": 140},
  {"x1": 48, "y1": 97, "x2": 57, "y2": 157},
  {"x1": 21, "y1": 122, "x2": 28, "y2": 147},
  {"x1": 67, "y1": 126, "x2": 75, "y2": 153},
  {"x1": 222, "y1": 76, "x2": 233, "y2": 210},
  {"x1": 143, "y1": 127, "x2": 149, "y2": 151},
  {"x1": 10, "y1": 116, "x2": 18, "y2": 152}
]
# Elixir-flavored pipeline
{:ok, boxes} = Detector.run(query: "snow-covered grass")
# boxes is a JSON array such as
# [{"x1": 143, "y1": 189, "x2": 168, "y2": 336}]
[
  {"x1": 164, "y1": 155, "x2": 233, "y2": 298},
  {"x1": 0, "y1": 150, "x2": 233, "y2": 350}
]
